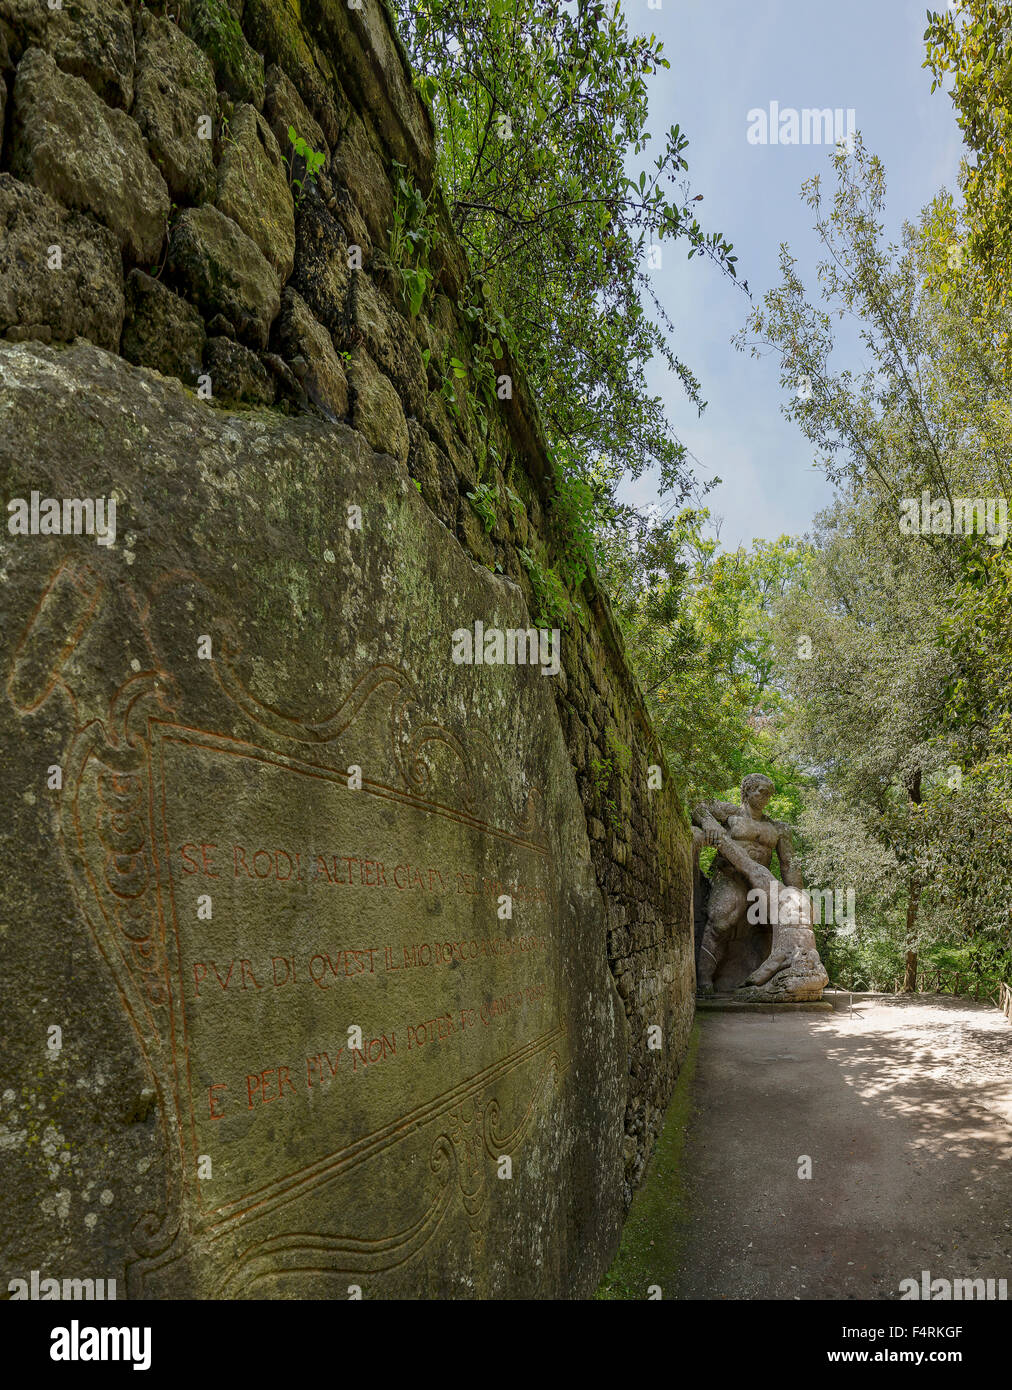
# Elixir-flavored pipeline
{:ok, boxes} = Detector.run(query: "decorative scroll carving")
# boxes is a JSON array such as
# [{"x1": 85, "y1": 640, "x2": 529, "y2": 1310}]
[{"x1": 8, "y1": 558, "x2": 566, "y2": 1296}]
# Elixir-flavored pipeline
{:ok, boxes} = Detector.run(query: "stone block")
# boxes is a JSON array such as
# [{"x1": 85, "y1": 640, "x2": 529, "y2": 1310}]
[
  {"x1": 330, "y1": 112, "x2": 393, "y2": 250},
  {"x1": 263, "y1": 63, "x2": 327, "y2": 169},
  {"x1": 347, "y1": 272, "x2": 427, "y2": 417},
  {"x1": 185, "y1": 0, "x2": 264, "y2": 107},
  {"x1": 347, "y1": 346, "x2": 407, "y2": 464},
  {"x1": 10, "y1": 47, "x2": 169, "y2": 264},
  {"x1": 289, "y1": 190, "x2": 350, "y2": 338},
  {"x1": 132, "y1": 10, "x2": 217, "y2": 205},
  {"x1": 0, "y1": 338, "x2": 627, "y2": 1298},
  {"x1": 121, "y1": 269, "x2": 206, "y2": 385},
  {"x1": 216, "y1": 104, "x2": 295, "y2": 281},
  {"x1": 204, "y1": 335, "x2": 276, "y2": 406},
  {"x1": 406, "y1": 418, "x2": 458, "y2": 521},
  {"x1": 166, "y1": 204, "x2": 280, "y2": 348},
  {"x1": 276, "y1": 287, "x2": 348, "y2": 421},
  {"x1": 0, "y1": 0, "x2": 134, "y2": 107},
  {"x1": 0, "y1": 173, "x2": 123, "y2": 350},
  {"x1": 244, "y1": 0, "x2": 344, "y2": 146}
]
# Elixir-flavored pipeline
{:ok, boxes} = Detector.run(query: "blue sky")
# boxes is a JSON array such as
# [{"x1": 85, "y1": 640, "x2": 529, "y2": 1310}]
[{"x1": 622, "y1": 0, "x2": 965, "y2": 549}]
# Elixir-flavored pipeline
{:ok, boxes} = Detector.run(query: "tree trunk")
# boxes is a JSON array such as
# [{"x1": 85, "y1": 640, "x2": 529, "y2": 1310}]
[
  {"x1": 900, "y1": 768, "x2": 922, "y2": 994},
  {"x1": 901, "y1": 881, "x2": 920, "y2": 992}
]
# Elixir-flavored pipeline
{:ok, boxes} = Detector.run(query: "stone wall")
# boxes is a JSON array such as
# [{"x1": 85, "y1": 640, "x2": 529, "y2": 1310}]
[{"x1": 0, "y1": 0, "x2": 694, "y2": 1294}]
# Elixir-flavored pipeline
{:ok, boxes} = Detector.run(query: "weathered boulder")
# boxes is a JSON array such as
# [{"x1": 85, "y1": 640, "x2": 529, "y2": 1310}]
[
  {"x1": 289, "y1": 191, "x2": 350, "y2": 337},
  {"x1": 0, "y1": 338, "x2": 627, "y2": 1299},
  {"x1": 0, "y1": 173, "x2": 123, "y2": 350},
  {"x1": 276, "y1": 287, "x2": 348, "y2": 420},
  {"x1": 203, "y1": 335, "x2": 276, "y2": 406},
  {"x1": 348, "y1": 346, "x2": 408, "y2": 463},
  {"x1": 331, "y1": 113, "x2": 393, "y2": 250},
  {"x1": 244, "y1": 0, "x2": 344, "y2": 148},
  {"x1": 347, "y1": 271, "x2": 427, "y2": 417},
  {"x1": 263, "y1": 62, "x2": 328, "y2": 170},
  {"x1": 121, "y1": 269, "x2": 206, "y2": 385},
  {"x1": 166, "y1": 204, "x2": 280, "y2": 348},
  {"x1": 0, "y1": 0, "x2": 134, "y2": 107},
  {"x1": 132, "y1": 10, "x2": 217, "y2": 205},
  {"x1": 10, "y1": 48, "x2": 169, "y2": 265},
  {"x1": 216, "y1": 104, "x2": 295, "y2": 281},
  {"x1": 185, "y1": 0, "x2": 264, "y2": 108}
]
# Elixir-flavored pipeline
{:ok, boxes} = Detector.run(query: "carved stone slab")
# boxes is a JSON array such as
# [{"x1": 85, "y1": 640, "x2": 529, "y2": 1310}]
[{"x1": 0, "y1": 342, "x2": 626, "y2": 1298}]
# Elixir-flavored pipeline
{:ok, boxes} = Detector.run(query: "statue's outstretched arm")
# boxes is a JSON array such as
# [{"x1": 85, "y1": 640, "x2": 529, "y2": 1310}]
[
  {"x1": 692, "y1": 809, "x2": 775, "y2": 895},
  {"x1": 691, "y1": 799, "x2": 738, "y2": 828}
]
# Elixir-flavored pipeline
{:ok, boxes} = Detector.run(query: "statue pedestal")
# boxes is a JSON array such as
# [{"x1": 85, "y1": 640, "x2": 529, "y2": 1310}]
[{"x1": 696, "y1": 998, "x2": 833, "y2": 1013}]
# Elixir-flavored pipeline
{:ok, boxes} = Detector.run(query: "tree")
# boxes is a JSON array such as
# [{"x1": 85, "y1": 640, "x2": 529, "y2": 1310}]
[
  {"x1": 390, "y1": 0, "x2": 741, "y2": 512},
  {"x1": 605, "y1": 506, "x2": 805, "y2": 808},
  {"x1": 924, "y1": 0, "x2": 1012, "y2": 315},
  {"x1": 736, "y1": 138, "x2": 1012, "y2": 986},
  {"x1": 769, "y1": 494, "x2": 953, "y2": 990}
]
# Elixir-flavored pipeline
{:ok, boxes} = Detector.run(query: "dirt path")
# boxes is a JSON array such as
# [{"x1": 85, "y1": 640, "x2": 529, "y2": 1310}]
[{"x1": 602, "y1": 995, "x2": 1012, "y2": 1300}]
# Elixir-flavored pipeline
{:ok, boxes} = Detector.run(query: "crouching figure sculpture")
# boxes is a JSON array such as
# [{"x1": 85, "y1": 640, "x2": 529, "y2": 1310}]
[{"x1": 692, "y1": 774, "x2": 829, "y2": 1003}]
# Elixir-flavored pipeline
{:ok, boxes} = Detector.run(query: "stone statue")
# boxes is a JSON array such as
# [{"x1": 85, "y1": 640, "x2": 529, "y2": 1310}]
[{"x1": 691, "y1": 774, "x2": 828, "y2": 1002}]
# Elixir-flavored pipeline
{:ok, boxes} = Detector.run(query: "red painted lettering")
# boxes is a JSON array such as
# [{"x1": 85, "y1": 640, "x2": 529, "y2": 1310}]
[
  {"x1": 208, "y1": 1082, "x2": 227, "y2": 1119},
  {"x1": 211, "y1": 960, "x2": 235, "y2": 990},
  {"x1": 179, "y1": 844, "x2": 201, "y2": 874}
]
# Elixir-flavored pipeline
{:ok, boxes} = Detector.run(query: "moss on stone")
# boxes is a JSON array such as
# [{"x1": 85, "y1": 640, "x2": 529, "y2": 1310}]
[
  {"x1": 244, "y1": 0, "x2": 310, "y2": 80},
  {"x1": 188, "y1": 0, "x2": 264, "y2": 105},
  {"x1": 595, "y1": 1021, "x2": 701, "y2": 1299}
]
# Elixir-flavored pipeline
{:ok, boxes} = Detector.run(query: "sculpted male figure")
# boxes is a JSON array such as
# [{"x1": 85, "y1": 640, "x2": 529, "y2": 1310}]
[
  {"x1": 734, "y1": 872, "x2": 828, "y2": 1003},
  {"x1": 692, "y1": 773, "x2": 803, "y2": 996}
]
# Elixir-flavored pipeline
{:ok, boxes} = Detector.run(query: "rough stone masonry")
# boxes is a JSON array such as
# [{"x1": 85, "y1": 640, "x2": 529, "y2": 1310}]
[{"x1": 0, "y1": 0, "x2": 693, "y2": 1298}]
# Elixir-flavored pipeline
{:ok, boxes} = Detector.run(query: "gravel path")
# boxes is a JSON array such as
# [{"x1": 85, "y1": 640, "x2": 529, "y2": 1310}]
[{"x1": 666, "y1": 996, "x2": 1012, "y2": 1299}]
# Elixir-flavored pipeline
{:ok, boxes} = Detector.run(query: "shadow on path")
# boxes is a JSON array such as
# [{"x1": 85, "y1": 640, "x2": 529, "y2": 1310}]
[{"x1": 601, "y1": 997, "x2": 1012, "y2": 1300}]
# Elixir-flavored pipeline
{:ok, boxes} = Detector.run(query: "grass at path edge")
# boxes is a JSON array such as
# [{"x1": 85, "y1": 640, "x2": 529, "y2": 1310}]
[{"x1": 595, "y1": 1020, "x2": 702, "y2": 1299}]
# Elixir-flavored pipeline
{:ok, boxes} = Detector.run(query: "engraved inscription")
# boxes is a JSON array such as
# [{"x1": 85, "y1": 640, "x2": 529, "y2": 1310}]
[{"x1": 149, "y1": 726, "x2": 560, "y2": 1228}]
